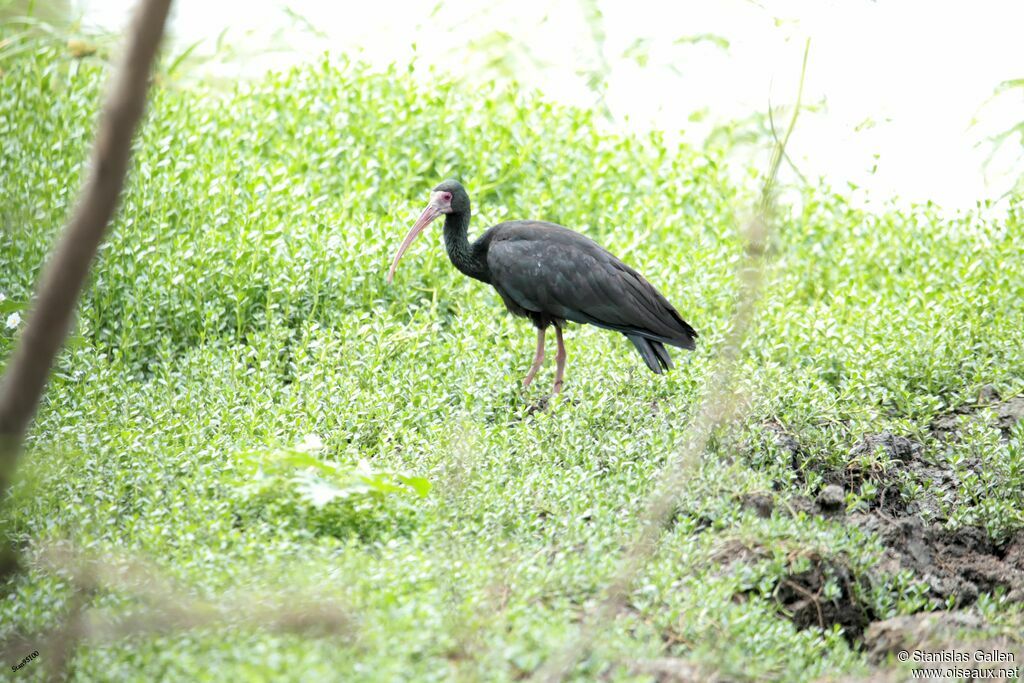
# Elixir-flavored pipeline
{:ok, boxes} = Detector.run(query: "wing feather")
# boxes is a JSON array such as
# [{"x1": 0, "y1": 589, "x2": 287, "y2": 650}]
[{"x1": 485, "y1": 223, "x2": 696, "y2": 349}]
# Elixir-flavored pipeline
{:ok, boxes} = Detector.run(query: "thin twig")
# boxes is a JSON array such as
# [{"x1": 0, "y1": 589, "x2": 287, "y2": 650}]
[
  {"x1": 779, "y1": 579, "x2": 824, "y2": 631},
  {"x1": 0, "y1": 0, "x2": 173, "y2": 498},
  {"x1": 767, "y1": 100, "x2": 811, "y2": 188},
  {"x1": 530, "y1": 39, "x2": 810, "y2": 683}
]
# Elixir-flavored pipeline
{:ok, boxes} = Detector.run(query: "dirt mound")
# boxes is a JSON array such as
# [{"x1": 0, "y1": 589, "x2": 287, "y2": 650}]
[
  {"x1": 770, "y1": 553, "x2": 874, "y2": 638},
  {"x1": 745, "y1": 397, "x2": 1024, "y2": 642},
  {"x1": 827, "y1": 612, "x2": 1024, "y2": 683},
  {"x1": 629, "y1": 658, "x2": 724, "y2": 683},
  {"x1": 822, "y1": 429, "x2": 987, "y2": 521},
  {"x1": 817, "y1": 622, "x2": 1022, "y2": 683},
  {"x1": 746, "y1": 505, "x2": 1024, "y2": 644},
  {"x1": 929, "y1": 387, "x2": 1024, "y2": 438},
  {"x1": 725, "y1": 545, "x2": 880, "y2": 642},
  {"x1": 860, "y1": 611, "x2": 1015, "y2": 662},
  {"x1": 860, "y1": 515, "x2": 1024, "y2": 605},
  {"x1": 833, "y1": 422, "x2": 1024, "y2": 607}
]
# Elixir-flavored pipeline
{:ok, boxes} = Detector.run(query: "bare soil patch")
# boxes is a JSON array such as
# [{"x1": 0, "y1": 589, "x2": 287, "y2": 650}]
[{"x1": 742, "y1": 393, "x2": 1024, "y2": 642}]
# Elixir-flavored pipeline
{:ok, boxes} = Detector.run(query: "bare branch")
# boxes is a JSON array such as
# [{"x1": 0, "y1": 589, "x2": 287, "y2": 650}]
[
  {"x1": 0, "y1": 0, "x2": 174, "y2": 496},
  {"x1": 530, "y1": 39, "x2": 811, "y2": 683}
]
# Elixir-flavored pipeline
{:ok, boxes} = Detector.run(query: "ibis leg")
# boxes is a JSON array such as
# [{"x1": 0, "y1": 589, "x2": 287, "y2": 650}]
[
  {"x1": 522, "y1": 327, "x2": 546, "y2": 388},
  {"x1": 553, "y1": 325, "x2": 567, "y2": 395}
]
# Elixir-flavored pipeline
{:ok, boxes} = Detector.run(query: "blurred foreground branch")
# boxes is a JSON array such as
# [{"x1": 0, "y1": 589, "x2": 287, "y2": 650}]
[
  {"x1": 0, "y1": 0, "x2": 173, "y2": 499},
  {"x1": 0, "y1": 543, "x2": 354, "y2": 680},
  {"x1": 531, "y1": 39, "x2": 810, "y2": 683}
]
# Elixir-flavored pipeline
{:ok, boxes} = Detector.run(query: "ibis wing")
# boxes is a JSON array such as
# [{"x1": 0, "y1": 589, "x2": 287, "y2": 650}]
[{"x1": 486, "y1": 224, "x2": 696, "y2": 349}]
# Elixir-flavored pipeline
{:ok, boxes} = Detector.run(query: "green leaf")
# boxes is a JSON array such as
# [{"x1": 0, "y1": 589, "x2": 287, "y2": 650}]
[
  {"x1": 396, "y1": 475, "x2": 432, "y2": 498},
  {"x1": 0, "y1": 299, "x2": 23, "y2": 314}
]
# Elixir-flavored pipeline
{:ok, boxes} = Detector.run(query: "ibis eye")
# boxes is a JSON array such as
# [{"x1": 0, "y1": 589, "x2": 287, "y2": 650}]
[{"x1": 443, "y1": 192, "x2": 453, "y2": 201}]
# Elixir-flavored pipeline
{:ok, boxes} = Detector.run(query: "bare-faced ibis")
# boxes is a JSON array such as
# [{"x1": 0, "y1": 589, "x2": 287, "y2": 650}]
[{"x1": 387, "y1": 180, "x2": 697, "y2": 395}]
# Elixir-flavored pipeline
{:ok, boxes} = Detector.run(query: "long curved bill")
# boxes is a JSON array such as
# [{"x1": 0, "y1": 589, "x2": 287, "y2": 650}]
[{"x1": 386, "y1": 203, "x2": 443, "y2": 284}]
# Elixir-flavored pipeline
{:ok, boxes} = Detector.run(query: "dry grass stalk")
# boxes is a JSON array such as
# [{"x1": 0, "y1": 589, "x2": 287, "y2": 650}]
[{"x1": 530, "y1": 40, "x2": 811, "y2": 683}]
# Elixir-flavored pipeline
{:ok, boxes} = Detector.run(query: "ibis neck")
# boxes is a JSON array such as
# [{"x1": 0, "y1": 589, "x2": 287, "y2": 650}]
[{"x1": 443, "y1": 210, "x2": 487, "y2": 282}]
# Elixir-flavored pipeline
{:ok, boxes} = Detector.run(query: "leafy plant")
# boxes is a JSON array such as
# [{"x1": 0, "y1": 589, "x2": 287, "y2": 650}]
[
  {"x1": 0, "y1": 29, "x2": 1022, "y2": 683},
  {"x1": 236, "y1": 438, "x2": 431, "y2": 508}
]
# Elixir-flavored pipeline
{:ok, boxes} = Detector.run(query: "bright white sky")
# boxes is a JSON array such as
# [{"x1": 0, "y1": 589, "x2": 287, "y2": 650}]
[{"x1": 76, "y1": 0, "x2": 1024, "y2": 214}]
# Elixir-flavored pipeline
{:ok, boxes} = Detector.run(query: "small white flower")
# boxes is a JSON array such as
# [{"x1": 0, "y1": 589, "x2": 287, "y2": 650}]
[
  {"x1": 5, "y1": 312, "x2": 21, "y2": 330},
  {"x1": 295, "y1": 433, "x2": 324, "y2": 453},
  {"x1": 0, "y1": 292, "x2": 6, "y2": 303},
  {"x1": 302, "y1": 479, "x2": 344, "y2": 507}
]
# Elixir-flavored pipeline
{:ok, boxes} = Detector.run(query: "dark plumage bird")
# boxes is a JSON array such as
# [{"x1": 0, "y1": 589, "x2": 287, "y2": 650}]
[{"x1": 387, "y1": 179, "x2": 697, "y2": 394}]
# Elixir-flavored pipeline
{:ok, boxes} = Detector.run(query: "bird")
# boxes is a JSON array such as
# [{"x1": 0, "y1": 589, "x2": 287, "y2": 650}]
[{"x1": 387, "y1": 179, "x2": 697, "y2": 395}]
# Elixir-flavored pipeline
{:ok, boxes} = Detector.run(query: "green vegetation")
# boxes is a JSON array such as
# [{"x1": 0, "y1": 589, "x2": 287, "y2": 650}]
[{"x1": 1, "y1": 37, "x2": 1023, "y2": 682}]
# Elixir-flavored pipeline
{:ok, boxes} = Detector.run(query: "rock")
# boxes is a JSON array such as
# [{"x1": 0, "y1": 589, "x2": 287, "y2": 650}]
[
  {"x1": 978, "y1": 384, "x2": 999, "y2": 403},
  {"x1": 996, "y1": 396, "x2": 1024, "y2": 435},
  {"x1": 739, "y1": 492, "x2": 774, "y2": 518},
  {"x1": 816, "y1": 484, "x2": 845, "y2": 513},
  {"x1": 850, "y1": 432, "x2": 922, "y2": 462},
  {"x1": 787, "y1": 495, "x2": 818, "y2": 517},
  {"x1": 863, "y1": 611, "x2": 985, "y2": 663}
]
